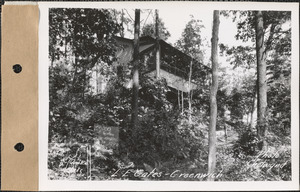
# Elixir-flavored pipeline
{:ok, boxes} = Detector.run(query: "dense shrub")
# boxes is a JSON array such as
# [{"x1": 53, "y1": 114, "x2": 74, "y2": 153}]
[
  {"x1": 119, "y1": 79, "x2": 206, "y2": 170},
  {"x1": 233, "y1": 129, "x2": 260, "y2": 158}
]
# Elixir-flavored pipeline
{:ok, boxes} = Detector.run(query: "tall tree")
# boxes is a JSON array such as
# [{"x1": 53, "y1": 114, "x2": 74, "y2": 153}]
[
  {"x1": 208, "y1": 10, "x2": 220, "y2": 180},
  {"x1": 255, "y1": 11, "x2": 267, "y2": 149},
  {"x1": 220, "y1": 11, "x2": 291, "y2": 145},
  {"x1": 132, "y1": 9, "x2": 141, "y2": 132},
  {"x1": 175, "y1": 16, "x2": 206, "y2": 122}
]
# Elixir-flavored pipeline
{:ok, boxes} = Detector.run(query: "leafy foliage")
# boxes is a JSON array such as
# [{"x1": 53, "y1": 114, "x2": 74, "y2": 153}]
[
  {"x1": 141, "y1": 17, "x2": 171, "y2": 40},
  {"x1": 175, "y1": 15, "x2": 205, "y2": 60},
  {"x1": 219, "y1": 10, "x2": 291, "y2": 140},
  {"x1": 49, "y1": 8, "x2": 122, "y2": 180}
]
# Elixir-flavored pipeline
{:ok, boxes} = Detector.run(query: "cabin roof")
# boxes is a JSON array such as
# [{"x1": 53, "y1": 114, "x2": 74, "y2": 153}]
[{"x1": 114, "y1": 35, "x2": 199, "y2": 61}]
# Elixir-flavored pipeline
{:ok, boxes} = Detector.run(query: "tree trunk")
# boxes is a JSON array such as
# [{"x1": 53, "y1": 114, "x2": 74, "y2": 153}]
[
  {"x1": 155, "y1": 9, "x2": 161, "y2": 79},
  {"x1": 255, "y1": 11, "x2": 267, "y2": 150},
  {"x1": 121, "y1": 9, "x2": 124, "y2": 38},
  {"x1": 224, "y1": 124, "x2": 228, "y2": 144},
  {"x1": 86, "y1": 145, "x2": 91, "y2": 180},
  {"x1": 208, "y1": 10, "x2": 220, "y2": 181},
  {"x1": 181, "y1": 91, "x2": 184, "y2": 114},
  {"x1": 64, "y1": 22, "x2": 67, "y2": 62},
  {"x1": 250, "y1": 89, "x2": 257, "y2": 130},
  {"x1": 132, "y1": 9, "x2": 140, "y2": 132},
  {"x1": 71, "y1": 23, "x2": 79, "y2": 90},
  {"x1": 188, "y1": 60, "x2": 193, "y2": 123},
  {"x1": 178, "y1": 89, "x2": 181, "y2": 110}
]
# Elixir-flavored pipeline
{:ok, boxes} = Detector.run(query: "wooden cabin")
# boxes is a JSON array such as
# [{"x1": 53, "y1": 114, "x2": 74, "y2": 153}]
[{"x1": 90, "y1": 36, "x2": 210, "y2": 99}]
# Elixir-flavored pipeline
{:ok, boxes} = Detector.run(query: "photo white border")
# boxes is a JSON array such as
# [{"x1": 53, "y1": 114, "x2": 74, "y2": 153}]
[{"x1": 38, "y1": 1, "x2": 299, "y2": 191}]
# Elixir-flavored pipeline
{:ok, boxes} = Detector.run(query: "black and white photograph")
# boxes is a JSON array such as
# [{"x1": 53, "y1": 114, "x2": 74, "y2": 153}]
[{"x1": 45, "y1": 4, "x2": 296, "y2": 184}]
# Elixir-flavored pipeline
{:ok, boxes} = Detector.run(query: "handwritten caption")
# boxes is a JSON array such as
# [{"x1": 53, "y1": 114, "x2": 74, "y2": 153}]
[
  {"x1": 244, "y1": 148, "x2": 290, "y2": 172},
  {"x1": 110, "y1": 162, "x2": 223, "y2": 180}
]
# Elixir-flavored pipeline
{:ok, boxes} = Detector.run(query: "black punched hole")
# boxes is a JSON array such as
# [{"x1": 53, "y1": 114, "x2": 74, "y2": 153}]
[
  {"x1": 14, "y1": 143, "x2": 24, "y2": 152},
  {"x1": 13, "y1": 64, "x2": 22, "y2": 73}
]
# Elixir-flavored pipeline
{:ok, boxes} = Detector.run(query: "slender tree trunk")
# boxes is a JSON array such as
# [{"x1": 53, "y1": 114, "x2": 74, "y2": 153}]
[
  {"x1": 64, "y1": 24, "x2": 67, "y2": 61},
  {"x1": 96, "y1": 65, "x2": 99, "y2": 94},
  {"x1": 121, "y1": 9, "x2": 124, "y2": 38},
  {"x1": 80, "y1": 30, "x2": 85, "y2": 101},
  {"x1": 178, "y1": 89, "x2": 181, "y2": 110},
  {"x1": 132, "y1": 9, "x2": 140, "y2": 132},
  {"x1": 250, "y1": 89, "x2": 257, "y2": 130},
  {"x1": 224, "y1": 124, "x2": 228, "y2": 144},
  {"x1": 83, "y1": 68, "x2": 86, "y2": 100},
  {"x1": 255, "y1": 11, "x2": 267, "y2": 150},
  {"x1": 188, "y1": 60, "x2": 193, "y2": 123},
  {"x1": 72, "y1": 23, "x2": 79, "y2": 89},
  {"x1": 181, "y1": 91, "x2": 184, "y2": 114},
  {"x1": 86, "y1": 145, "x2": 91, "y2": 180},
  {"x1": 208, "y1": 10, "x2": 220, "y2": 181},
  {"x1": 155, "y1": 9, "x2": 161, "y2": 79}
]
